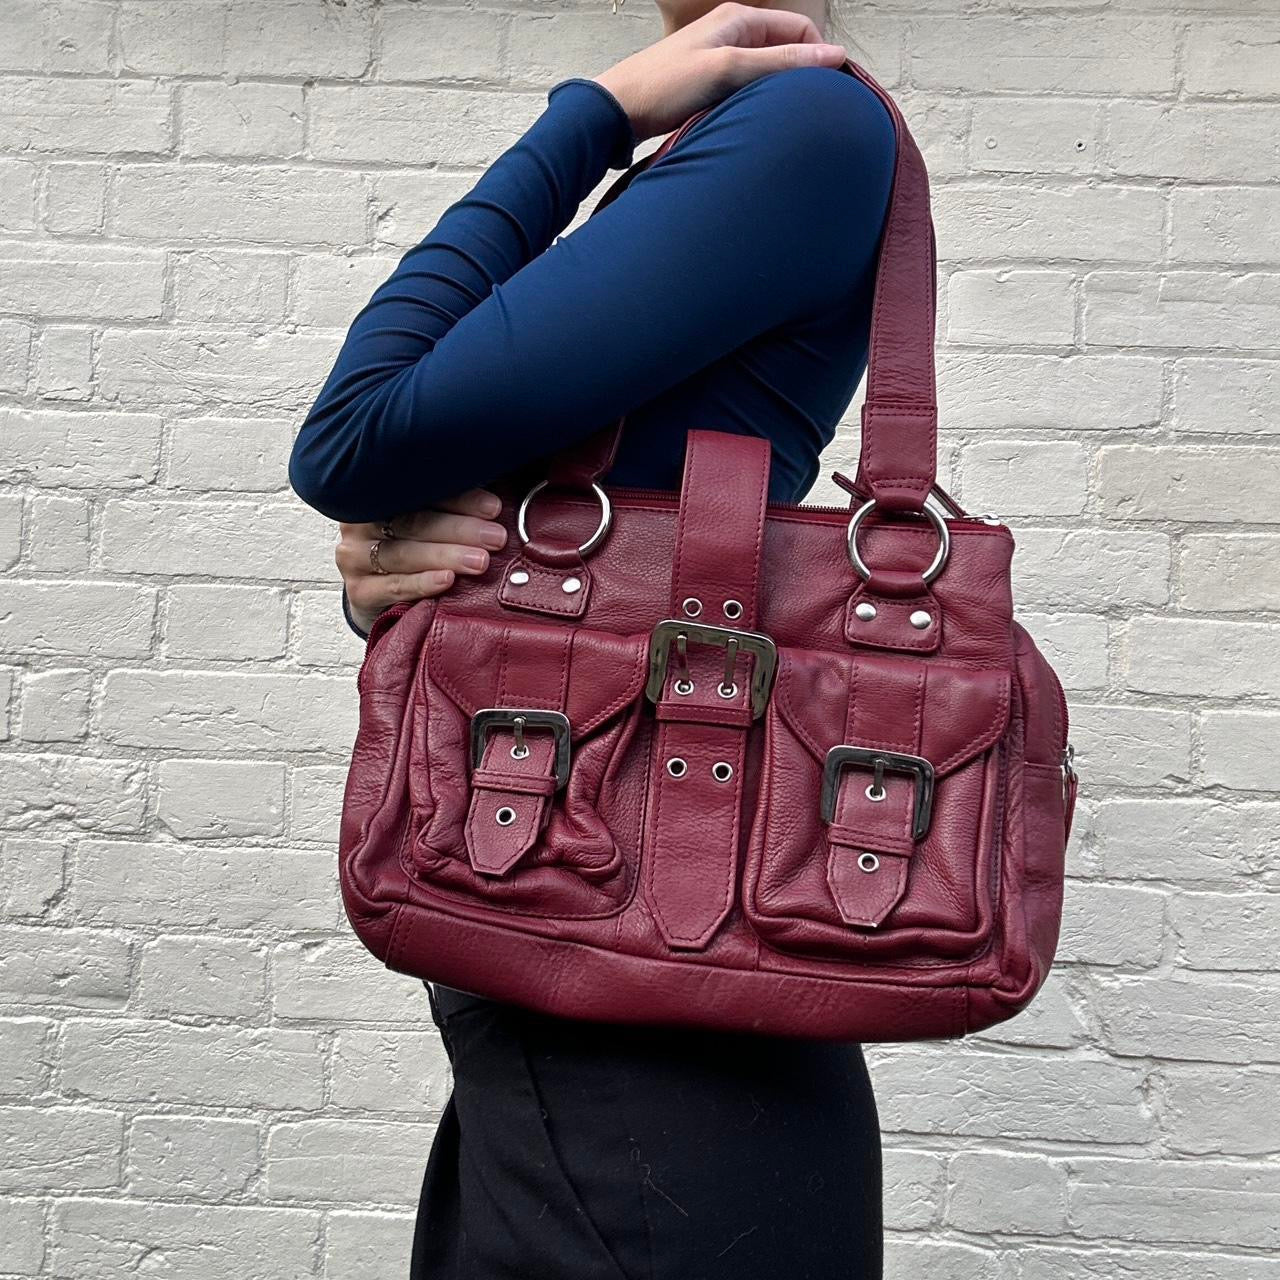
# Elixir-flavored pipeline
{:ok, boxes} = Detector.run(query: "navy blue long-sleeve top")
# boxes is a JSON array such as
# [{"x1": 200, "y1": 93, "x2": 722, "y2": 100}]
[{"x1": 288, "y1": 66, "x2": 896, "y2": 635}]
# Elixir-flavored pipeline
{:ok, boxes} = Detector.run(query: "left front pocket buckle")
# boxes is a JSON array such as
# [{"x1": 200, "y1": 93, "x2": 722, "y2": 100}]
[
  {"x1": 821, "y1": 745, "x2": 936, "y2": 839},
  {"x1": 470, "y1": 709, "x2": 572, "y2": 790}
]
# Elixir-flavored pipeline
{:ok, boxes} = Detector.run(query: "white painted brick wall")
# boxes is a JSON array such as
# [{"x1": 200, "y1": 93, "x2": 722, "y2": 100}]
[{"x1": 1, "y1": 0, "x2": 1277, "y2": 1275}]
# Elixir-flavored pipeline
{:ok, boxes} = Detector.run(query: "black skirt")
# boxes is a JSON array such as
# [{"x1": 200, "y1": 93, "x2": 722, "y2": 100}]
[{"x1": 411, "y1": 981, "x2": 883, "y2": 1280}]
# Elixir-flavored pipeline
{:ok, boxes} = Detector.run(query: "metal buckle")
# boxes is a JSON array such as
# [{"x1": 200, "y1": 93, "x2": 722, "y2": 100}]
[
  {"x1": 645, "y1": 620, "x2": 778, "y2": 720},
  {"x1": 821, "y1": 745, "x2": 936, "y2": 839},
  {"x1": 470, "y1": 709, "x2": 572, "y2": 790}
]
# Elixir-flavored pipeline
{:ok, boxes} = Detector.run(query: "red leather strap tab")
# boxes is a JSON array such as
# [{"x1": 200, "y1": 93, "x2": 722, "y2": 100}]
[
  {"x1": 669, "y1": 430, "x2": 772, "y2": 628},
  {"x1": 463, "y1": 628, "x2": 571, "y2": 877},
  {"x1": 825, "y1": 660, "x2": 928, "y2": 928}
]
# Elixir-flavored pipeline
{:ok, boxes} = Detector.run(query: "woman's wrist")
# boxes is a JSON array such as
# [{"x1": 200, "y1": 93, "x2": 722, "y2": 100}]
[
  {"x1": 546, "y1": 76, "x2": 639, "y2": 169},
  {"x1": 341, "y1": 582, "x2": 372, "y2": 641}
]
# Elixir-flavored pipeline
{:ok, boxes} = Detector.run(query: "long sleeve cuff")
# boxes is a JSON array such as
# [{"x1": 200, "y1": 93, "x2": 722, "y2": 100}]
[
  {"x1": 341, "y1": 583, "x2": 371, "y2": 641},
  {"x1": 547, "y1": 76, "x2": 637, "y2": 170}
]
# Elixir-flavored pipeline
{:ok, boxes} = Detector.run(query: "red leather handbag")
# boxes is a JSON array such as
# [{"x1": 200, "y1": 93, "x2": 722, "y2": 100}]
[{"x1": 337, "y1": 60, "x2": 1078, "y2": 1041}]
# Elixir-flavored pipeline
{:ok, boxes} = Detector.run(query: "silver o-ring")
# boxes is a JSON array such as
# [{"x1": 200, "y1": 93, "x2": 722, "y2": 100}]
[
  {"x1": 846, "y1": 496, "x2": 950, "y2": 586},
  {"x1": 682, "y1": 597, "x2": 703, "y2": 618},
  {"x1": 495, "y1": 806, "x2": 517, "y2": 826},
  {"x1": 516, "y1": 481, "x2": 612, "y2": 557},
  {"x1": 858, "y1": 852, "x2": 880, "y2": 873},
  {"x1": 666, "y1": 757, "x2": 688, "y2": 778},
  {"x1": 722, "y1": 599, "x2": 743, "y2": 620},
  {"x1": 711, "y1": 761, "x2": 734, "y2": 782}
]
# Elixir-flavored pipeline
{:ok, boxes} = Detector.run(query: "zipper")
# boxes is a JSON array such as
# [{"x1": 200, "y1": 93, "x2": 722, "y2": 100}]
[{"x1": 602, "y1": 482, "x2": 1006, "y2": 525}]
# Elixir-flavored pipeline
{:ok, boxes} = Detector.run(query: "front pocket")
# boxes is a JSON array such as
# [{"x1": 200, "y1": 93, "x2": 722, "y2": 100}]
[
  {"x1": 742, "y1": 646, "x2": 1012, "y2": 963},
  {"x1": 402, "y1": 611, "x2": 651, "y2": 919}
]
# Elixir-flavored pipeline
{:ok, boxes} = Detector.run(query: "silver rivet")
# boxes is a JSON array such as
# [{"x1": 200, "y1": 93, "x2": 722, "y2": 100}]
[
  {"x1": 865, "y1": 783, "x2": 886, "y2": 802},
  {"x1": 666, "y1": 757, "x2": 688, "y2": 778},
  {"x1": 509, "y1": 570, "x2": 530, "y2": 586},
  {"x1": 858, "y1": 852, "x2": 880, "y2": 873},
  {"x1": 562, "y1": 576, "x2": 582, "y2": 594},
  {"x1": 909, "y1": 610, "x2": 932, "y2": 630},
  {"x1": 682, "y1": 597, "x2": 703, "y2": 618},
  {"x1": 495, "y1": 806, "x2": 517, "y2": 826},
  {"x1": 722, "y1": 599, "x2": 743, "y2": 620},
  {"x1": 711, "y1": 761, "x2": 734, "y2": 782},
  {"x1": 854, "y1": 602, "x2": 877, "y2": 621}
]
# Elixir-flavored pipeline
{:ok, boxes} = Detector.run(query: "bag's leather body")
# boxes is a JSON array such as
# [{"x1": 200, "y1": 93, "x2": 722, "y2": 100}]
[{"x1": 336, "y1": 60, "x2": 1078, "y2": 1042}]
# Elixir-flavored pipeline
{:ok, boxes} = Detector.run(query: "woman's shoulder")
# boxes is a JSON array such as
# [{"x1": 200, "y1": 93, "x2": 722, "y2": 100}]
[{"x1": 667, "y1": 64, "x2": 896, "y2": 182}]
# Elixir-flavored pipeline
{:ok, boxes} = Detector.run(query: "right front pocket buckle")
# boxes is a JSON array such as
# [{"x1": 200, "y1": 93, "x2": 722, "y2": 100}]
[{"x1": 821, "y1": 745, "x2": 936, "y2": 840}]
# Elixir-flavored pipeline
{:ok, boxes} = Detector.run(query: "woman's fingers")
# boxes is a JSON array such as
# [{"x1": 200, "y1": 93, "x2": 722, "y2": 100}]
[
  {"x1": 428, "y1": 487, "x2": 504, "y2": 520},
  {"x1": 336, "y1": 532, "x2": 496, "y2": 580},
  {"x1": 348, "y1": 568, "x2": 458, "y2": 618},
  {"x1": 391, "y1": 508, "x2": 509, "y2": 549}
]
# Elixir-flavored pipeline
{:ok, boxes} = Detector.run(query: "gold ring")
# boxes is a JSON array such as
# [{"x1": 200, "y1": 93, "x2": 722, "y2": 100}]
[{"x1": 369, "y1": 538, "x2": 390, "y2": 575}]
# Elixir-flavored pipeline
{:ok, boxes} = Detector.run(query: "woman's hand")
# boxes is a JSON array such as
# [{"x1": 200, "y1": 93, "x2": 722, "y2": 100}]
[
  {"x1": 336, "y1": 488, "x2": 509, "y2": 634},
  {"x1": 594, "y1": 3, "x2": 846, "y2": 143}
]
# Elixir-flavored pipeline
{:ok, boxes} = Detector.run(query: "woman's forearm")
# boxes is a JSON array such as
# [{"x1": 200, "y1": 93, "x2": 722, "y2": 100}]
[{"x1": 288, "y1": 78, "x2": 637, "y2": 525}]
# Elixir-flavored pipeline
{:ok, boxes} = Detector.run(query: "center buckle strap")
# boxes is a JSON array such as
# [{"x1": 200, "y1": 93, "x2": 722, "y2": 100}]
[{"x1": 642, "y1": 430, "x2": 773, "y2": 950}]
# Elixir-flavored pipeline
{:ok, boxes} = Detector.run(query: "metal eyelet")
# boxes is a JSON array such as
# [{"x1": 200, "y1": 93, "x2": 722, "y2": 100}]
[
  {"x1": 717, "y1": 681, "x2": 738, "y2": 699},
  {"x1": 666, "y1": 757, "x2": 688, "y2": 778},
  {"x1": 711, "y1": 761, "x2": 734, "y2": 782},
  {"x1": 865, "y1": 783, "x2": 887, "y2": 802},
  {"x1": 510, "y1": 744, "x2": 530, "y2": 760},
  {"x1": 722, "y1": 599, "x2": 743, "y2": 620},
  {"x1": 682, "y1": 597, "x2": 703, "y2": 618},
  {"x1": 674, "y1": 679, "x2": 694, "y2": 696},
  {"x1": 858, "y1": 852, "x2": 880, "y2": 873},
  {"x1": 495, "y1": 807, "x2": 517, "y2": 826}
]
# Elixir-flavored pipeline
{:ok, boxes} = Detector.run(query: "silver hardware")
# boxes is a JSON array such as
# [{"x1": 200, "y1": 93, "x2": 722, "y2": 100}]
[
  {"x1": 682, "y1": 597, "x2": 703, "y2": 618},
  {"x1": 821, "y1": 746, "x2": 936, "y2": 838},
  {"x1": 975, "y1": 512, "x2": 1003, "y2": 526},
  {"x1": 561, "y1": 576, "x2": 582, "y2": 594},
  {"x1": 495, "y1": 806, "x2": 517, "y2": 826},
  {"x1": 909, "y1": 609, "x2": 932, "y2": 630},
  {"x1": 509, "y1": 569, "x2": 530, "y2": 586},
  {"x1": 510, "y1": 716, "x2": 529, "y2": 759},
  {"x1": 854, "y1": 602, "x2": 878, "y2": 622},
  {"x1": 846, "y1": 495, "x2": 951, "y2": 586},
  {"x1": 718, "y1": 681, "x2": 738, "y2": 699},
  {"x1": 712, "y1": 761, "x2": 734, "y2": 782},
  {"x1": 1062, "y1": 741, "x2": 1077, "y2": 806},
  {"x1": 857, "y1": 852, "x2": 880, "y2": 873},
  {"x1": 471, "y1": 708, "x2": 572, "y2": 790},
  {"x1": 516, "y1": 480, "x2": 612, "y2": 556},
  {"x1": 672, "y1": 631, "x2": 693, "y2": 695},
  {"x1": 646, "y1": 620, "x2": 778, "y2": 720},
  {"x1": 865, "y1": 757, "x2": 887, "y2": 801},
  {"x1": 719, "y1": 636, "x2": 740, "y2": 699},
  {"x1": 666, "y1": 757, "x2": 688, "y2": 778},
  {"x1": 722, "y1": 599, "x2": 743, "y2": 621}
]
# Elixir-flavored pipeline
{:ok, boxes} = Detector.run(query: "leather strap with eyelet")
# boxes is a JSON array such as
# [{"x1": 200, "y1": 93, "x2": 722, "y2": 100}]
[
  {"x1": 463, "y1": 628, "x2": 571, "y2": 876},
  {"x1": 825, "y1": 662, "x2": 929, "y2": 928},
  {"x1": 641, "y1": 430, "x2": 771, "y2": 949}
]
